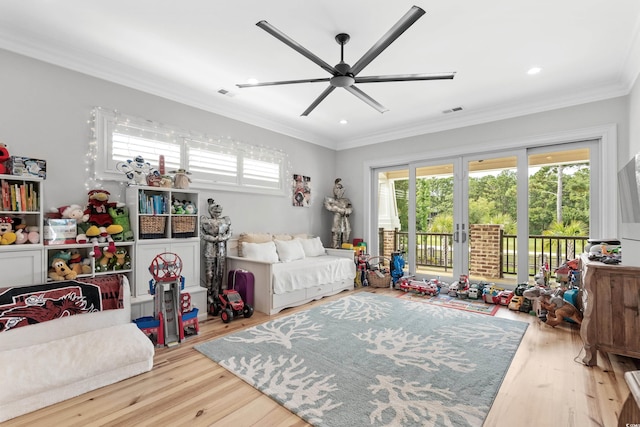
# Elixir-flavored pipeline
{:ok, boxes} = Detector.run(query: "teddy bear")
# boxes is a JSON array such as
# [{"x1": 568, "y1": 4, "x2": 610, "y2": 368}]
[
  {"x1": 0, "y1": 217, "x2": 17, "y2": 245},
  {"x1": 48, "y1": 258, "x2": 78, "y2": 281}
]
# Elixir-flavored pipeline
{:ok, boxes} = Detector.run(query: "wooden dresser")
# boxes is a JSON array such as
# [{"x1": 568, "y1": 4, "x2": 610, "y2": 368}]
[{"x1": 580, "y1": 254, "x2": 640, "y2": 366}]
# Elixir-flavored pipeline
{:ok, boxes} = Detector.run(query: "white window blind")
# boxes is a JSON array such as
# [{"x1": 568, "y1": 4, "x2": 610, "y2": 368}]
[{"x1": 92, "y1": 108, "x2": 288, "y2": 194}]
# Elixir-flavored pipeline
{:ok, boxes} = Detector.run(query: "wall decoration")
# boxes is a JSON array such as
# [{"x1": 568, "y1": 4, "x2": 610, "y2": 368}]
[{"x1": 292, "y1": 174, "x2": 311, "y2": 207}]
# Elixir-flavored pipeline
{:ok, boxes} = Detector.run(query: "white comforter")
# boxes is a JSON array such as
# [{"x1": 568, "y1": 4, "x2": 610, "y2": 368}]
[{"x1": 271, "y1": 255, "x2": 355, "y2": 294}]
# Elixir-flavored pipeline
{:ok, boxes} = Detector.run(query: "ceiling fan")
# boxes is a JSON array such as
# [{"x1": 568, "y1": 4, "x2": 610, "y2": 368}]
[{"x1": 236, "y1": 5, "x2": 456, "y2": 116}]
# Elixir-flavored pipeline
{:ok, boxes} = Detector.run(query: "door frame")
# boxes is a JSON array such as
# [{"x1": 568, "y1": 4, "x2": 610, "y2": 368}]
[{"x1": 364, "y1": 125, "x2": 617, "y2": 277}]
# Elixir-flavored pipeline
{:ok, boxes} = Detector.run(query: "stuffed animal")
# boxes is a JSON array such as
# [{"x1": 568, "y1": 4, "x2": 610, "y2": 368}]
[
  {"x1": 48, "y1": 258, "x2": 78, "y2": 281},
  {"x1": 523, "y1": 286, "x2": 583, "y2": 327},
  {"x1": 184, "y1": 201, "x2": 197, "y2": 214},
  {"x1": 52, "y1": 204, "x2": 89, "y2": 222},
  {"x1": 170, "y1": 169, "x2": 192, "y2": 189},
  {"x1": 113, "y1": 247, "x2": 131, "y2": 270},
  {"x1": 68, "y1": 249, "x2": 92, "y2": 275},
  {"x1": 26, "y1": 225, "x2": 39, "y2": 244},
  {"x1": 108, "y1": 206, "x2": 133, "y2": 241},
  {"x1": 95, "y1": 248, "x2": 115, "y2": 272},
  {"x1": 0, "y1": 143, "x2": 9, "y2": 175},
  {"x1": 0, "y1": 217, "x2": 17, "y2": 245},
  {"x1": 84, "y1": 190, "x2": 123, "y2": 257}
]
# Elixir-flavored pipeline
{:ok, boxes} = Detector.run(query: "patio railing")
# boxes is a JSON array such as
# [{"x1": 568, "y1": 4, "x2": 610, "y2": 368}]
[{"x1": 383, "y1": 229, "x2": 588, "y2": 278}]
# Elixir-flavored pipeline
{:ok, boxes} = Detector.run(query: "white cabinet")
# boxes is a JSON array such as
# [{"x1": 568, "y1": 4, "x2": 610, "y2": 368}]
[
  {"x1": 44, "y1": 241, "x2": 134, "y2": 282},
  {"x1": 126, "y1": 186, "x2": 205, "y2": 321},
  {"x1": 0, "y1": 174, "x2": 44, "y2": 286}
]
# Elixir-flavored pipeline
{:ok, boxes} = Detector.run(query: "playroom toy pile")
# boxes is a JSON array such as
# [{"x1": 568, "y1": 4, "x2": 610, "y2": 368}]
[{"x1": 359, "y1": 248, "x2": 590, "y2": 327}]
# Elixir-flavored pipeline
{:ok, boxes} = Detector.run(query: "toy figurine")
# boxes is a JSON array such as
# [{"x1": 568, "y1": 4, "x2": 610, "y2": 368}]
[
  {"x1": 170, "y1": 168, "x2": 192, "y2": 189},
  {"x1": 116, "y1": 155, "x2": 160, "y2": 186}
]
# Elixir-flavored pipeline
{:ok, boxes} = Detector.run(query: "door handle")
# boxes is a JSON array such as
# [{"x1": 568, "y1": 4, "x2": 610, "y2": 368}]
[
  {"x1": 454, "y1": 224, "x2": 459, "y2": 243},
  {"x1": 461, "y1": 224, "x2": 467, "y2": 243}
]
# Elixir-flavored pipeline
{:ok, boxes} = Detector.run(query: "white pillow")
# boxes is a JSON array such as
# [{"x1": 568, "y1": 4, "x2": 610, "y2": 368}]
[
  {"x1": 299, "y1": 236, "x2": 326, "y2": 257},
  {"x1": 242, "y1": 241, "x2": 279, "y2": 263},
  {"x1": 274, "y1": 239, "x2": 306, "y2": 262}
]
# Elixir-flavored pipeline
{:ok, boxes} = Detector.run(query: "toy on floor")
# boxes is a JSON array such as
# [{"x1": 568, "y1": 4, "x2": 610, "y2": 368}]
[
  {"x1": 523, "y1": 286, "x2": 583, "y2": 327},
  {"x1": 213, "y1": 289, "x2": 254, "y2": 323}
]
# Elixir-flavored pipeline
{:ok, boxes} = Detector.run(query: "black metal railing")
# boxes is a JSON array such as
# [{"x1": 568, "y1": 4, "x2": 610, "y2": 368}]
[{"x1": 382, "y1": 229, "x2": 588, "y2": 278}]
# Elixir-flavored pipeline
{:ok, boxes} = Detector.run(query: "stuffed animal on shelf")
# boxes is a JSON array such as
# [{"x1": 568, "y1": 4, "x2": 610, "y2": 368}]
[
  {"x1": 48, "y1": 258, "x2": 78, "y2": 281},
  {"x1": 84, "y1": 190, "x2": 124, "y2": 257},
  {"x1": 68, "y1": 249, "x2": 92, "y2": 275},
  {"x1": 0, "y1": 143, "x2": 9, "y2": 175},
  {"x1": 108, "y1": 206, "x2": 133, "y2": 241},
  {"x1": 0, "y1": 217, "x2": 17, "y2": 245},
  {"x1": 113, "y1": 247, "x2": 131, "y2": 270},
  {"x1": 95, "y1": 248, "x2": 115, "y2": 272},
  {"x1": 169, "y1": 169, "x2": 192, "y2": 189}
]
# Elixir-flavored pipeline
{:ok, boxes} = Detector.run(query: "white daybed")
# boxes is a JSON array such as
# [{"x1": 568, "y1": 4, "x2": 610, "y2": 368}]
[
  {"x1": 0, "y1": 276, "x2": 155, "y2": 422},
  {"x1": 226, "y1": 233, "x2": 355, "y2": 315}
]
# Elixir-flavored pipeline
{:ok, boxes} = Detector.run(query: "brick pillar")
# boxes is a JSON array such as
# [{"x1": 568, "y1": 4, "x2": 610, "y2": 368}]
[
  {"x1": 469, "y1": 224, "x2": 503, "y2": 279},
  {"x1": 379, "y1": 228, "x2": 396, "y2": 266}
]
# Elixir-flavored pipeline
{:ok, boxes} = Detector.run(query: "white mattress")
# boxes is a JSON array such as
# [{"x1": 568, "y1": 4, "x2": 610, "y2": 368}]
[{"x1": 271, "y1": 255, "x2": 356, "y2": 294}]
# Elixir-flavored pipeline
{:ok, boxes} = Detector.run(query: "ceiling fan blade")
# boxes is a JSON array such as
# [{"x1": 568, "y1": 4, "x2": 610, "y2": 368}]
[
  {"x1": 256, "y1": 20, "x2": 337, "y2": 75},
  {"x1": 237, "y1": 77, "x2": 330, "y2": 88},
  {"x1": 355, "y1": 72, "x2": 456, "y2": 83},
  {"x1": 344, "y1": 85, "x2": 388, "y2": 113},
  {"x1": 301, "y1": 85, "x2": 336, "y2": 116},
  {"x1": 351, "y1": 6, "x2": 426, "y2": 76}
]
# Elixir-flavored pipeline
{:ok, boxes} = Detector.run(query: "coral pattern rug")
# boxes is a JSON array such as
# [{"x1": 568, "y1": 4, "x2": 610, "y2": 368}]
[
  {"x1": 395, "y1": 291, "x2": 501, "y2": 316},
  {"x1": 196, "y1": 293, "x2": 527, "y2": 427}
]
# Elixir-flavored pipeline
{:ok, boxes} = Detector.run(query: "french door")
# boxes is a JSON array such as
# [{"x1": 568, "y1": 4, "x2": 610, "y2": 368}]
[{"x1": 373, "y1": 141, "x2": 596, "y2": 285}]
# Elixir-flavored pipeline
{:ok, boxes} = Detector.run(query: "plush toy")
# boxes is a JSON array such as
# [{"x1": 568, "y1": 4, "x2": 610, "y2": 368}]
[
  {"x1": 95, "y1": 248, "x2": 115, "y2": 272},
  {"x1": 52, "y1": 204, "x2": 89, "y2": 222},
  {"x1": 48, "y1": 258, "x2": 78, "y2": 281},
  {"x1": 68, "y1": 249, "x2": 92, "y2": 275},
  {"x1": 523, "y1": 286, "x2": 583, "y2": 327},
  {"x1": 51, "y1": 249, "x2": 72, "y2": 263},
  {"x1": 0, "y1": 217, "x2": 17, "y2": 245},
  {"x1": 108, "y1": 206, "x2": 133, "y2": 241},
  {"x1": 0, "y1": 143, "x2": 9, "y2": 175},
  {"x1": 113, "y1": 247, "x2": 131, "y2": 270},
  {"x1": 170, "y1": 168, "x2": 192, "y2": 189},
  {"x1": 14, "y1": 228, "x2": 27, "y2": 244},
  {"x1": 184, "y1": 201, "x2": 197, "y2": 214},
  {"x1": 84, "y1": 190, "x2": 124, "y2": 257},
  {"x1": 26, "y1": 225, "x2": 39, "y2": 244}
]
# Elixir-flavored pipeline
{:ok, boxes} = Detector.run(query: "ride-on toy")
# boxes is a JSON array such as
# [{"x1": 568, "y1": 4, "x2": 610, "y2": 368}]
[{"x1": 212, "y1": 289, "x2": 254, "y2": 323}]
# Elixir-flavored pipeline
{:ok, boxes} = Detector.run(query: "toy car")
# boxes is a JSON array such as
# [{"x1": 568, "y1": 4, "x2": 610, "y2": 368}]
[
  {"x1": 508, "y1": 295, "x2": 523, "y2": 311},
  {"x1": 498, "y1": 290, "x2": 514, "y2": 306},
  {"x1": 212, "y1": 289, "x2": 254, "y2": 323}
]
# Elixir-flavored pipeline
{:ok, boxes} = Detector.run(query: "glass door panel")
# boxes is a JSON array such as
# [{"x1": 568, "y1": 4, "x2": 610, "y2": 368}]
[
  {"x1": 528, "y1": 146, "x2": 591, "y2": 283},
  {"x1": 414, "y1": 162, "x2": 456, "y2": 283},
  {"x1": 376, "y1": 168, "x2": 409, "y2": 277},
  {"x1": 465, "y1": 155, "x2": 519, "y2": 285}
]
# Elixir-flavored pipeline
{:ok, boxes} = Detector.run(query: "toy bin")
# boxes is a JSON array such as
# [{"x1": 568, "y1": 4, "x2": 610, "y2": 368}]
[
  {"x1": 139, "y1": 215, "x2": 167, "y2": 239},
  {"x1": 171, "y1": 216, "x2": 196, "y2": 238}
]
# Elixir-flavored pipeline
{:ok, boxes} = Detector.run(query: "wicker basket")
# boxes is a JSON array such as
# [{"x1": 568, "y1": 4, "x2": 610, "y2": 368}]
[
  {"x1": 139, "y1": 215, "x2": 167, "y2": 239},
  {"x1": 171, "y1": 215, "x2": 197, "y2": 238},
  {"x1": 367, "y1": 256, "x2": 392, "y2": 288}
]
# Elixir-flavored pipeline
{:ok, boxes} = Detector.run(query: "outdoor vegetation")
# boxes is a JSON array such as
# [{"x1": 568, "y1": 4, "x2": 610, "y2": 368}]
[{"x1": 394, "y1": 163, "x2": 590, "y2": 237}]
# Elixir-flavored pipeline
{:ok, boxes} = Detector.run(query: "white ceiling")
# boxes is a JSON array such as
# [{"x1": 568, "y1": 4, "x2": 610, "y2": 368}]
[{"x1": 1, "y1": 1, "x2": 639, "y2": 150}]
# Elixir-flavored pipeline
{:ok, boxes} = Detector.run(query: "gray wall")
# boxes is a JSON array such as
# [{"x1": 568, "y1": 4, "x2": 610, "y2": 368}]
[{"x1": 0, "y1": 49, "x2": 338, "y2": 243}]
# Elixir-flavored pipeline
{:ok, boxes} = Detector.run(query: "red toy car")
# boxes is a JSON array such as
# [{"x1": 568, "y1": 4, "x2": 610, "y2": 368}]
[{"x1": 212, "y1": 289, "x2": 254, "y2": 323}]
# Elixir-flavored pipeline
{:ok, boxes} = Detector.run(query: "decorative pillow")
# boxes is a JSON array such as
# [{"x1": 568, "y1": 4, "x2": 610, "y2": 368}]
[
  {"x1": 242, "y1": 241, "x2": 279, "y2": 263},
  {"x1": 274, "y1": 239, "x2": 306, "y2": 262},
  {"x1": 299, "y1": 236, "x2": 326, "y2": 257},
  {"x1": 272, "y1": 233, "x2": 293, "y2": 241},
  {"x1": 238, "y1": 232, "x2": 273, "y2": 257}
]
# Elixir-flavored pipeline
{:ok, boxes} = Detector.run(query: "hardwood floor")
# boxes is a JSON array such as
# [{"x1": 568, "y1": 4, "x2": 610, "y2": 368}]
[{"x1": 5, "y1": 287, "x2": 638, "y2": 427}]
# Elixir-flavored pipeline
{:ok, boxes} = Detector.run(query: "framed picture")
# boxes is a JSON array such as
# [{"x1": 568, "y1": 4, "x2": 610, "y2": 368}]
[{"x1": 292, "y1": 174, "x2": 311, "y2": 207}]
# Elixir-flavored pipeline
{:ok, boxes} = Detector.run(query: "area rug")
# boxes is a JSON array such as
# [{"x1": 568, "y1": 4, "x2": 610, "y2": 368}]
[
  {"x1": 395, "y1": 291, "x2": 501, "y2": 316},
  {"x1": 195, "y1": 293, "x2": 527, "y2": 427}
]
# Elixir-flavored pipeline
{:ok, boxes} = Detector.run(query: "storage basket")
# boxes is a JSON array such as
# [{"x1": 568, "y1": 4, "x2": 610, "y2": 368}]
[
  {"x1": 171, "y1": 215, "x2": 197, "y2": 238},
  {"x1": 139, "y1": 215, "x2": 167, "y2": 239},
  {"x1": 367, "y1": 256, "x2": 392, "y2": 288}
]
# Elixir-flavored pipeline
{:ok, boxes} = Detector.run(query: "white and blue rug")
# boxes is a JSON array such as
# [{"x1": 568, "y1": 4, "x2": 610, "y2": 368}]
[{"x1": 196, "y1": 293, "x2": 528, "y2": 427}]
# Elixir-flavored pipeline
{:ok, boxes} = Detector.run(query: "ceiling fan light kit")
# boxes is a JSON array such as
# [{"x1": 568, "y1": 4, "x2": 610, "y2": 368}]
[{"x1": 237, "y1": 5, "x2": 456, "y2": 116}]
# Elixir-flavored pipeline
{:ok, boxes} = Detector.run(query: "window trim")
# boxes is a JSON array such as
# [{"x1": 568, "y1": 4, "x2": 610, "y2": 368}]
[{"x1": 91, "y1": 108, "x2": 290, "y2": 196}]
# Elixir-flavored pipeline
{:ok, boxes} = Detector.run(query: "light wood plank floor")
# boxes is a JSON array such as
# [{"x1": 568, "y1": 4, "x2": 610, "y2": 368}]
[{"x1": 4, "y1": 287, "x2": 639, "y2": 427}]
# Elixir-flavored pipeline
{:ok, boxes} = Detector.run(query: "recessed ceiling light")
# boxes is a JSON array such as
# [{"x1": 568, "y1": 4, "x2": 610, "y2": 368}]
[
  {"x1": 527, "y1": 67, "x2": 542, "y2": 75},
  {"x1": 339, "y1": 119, "x2": 348, "y2": 125},
  {"x1": 246, "y1": 78, "x2": 259, "y2": 85}
]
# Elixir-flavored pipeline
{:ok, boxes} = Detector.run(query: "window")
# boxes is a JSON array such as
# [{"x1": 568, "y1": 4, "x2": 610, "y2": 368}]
[{"x1": 92, "y1": 108, "x2": 288, "y2": 194}]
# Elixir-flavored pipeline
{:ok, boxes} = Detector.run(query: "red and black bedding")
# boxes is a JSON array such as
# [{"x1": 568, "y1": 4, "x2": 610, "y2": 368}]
[{"x1": 0, "y1": 275, "x2": 124, "y2": 333}]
